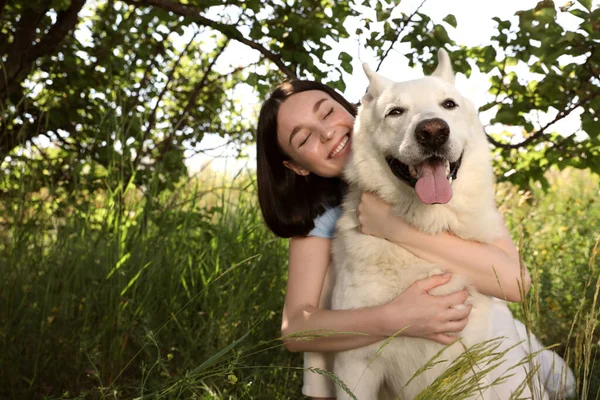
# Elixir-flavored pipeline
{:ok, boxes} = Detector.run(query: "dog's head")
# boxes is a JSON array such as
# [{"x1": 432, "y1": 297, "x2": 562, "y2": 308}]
[{"x1": 349, "y1": 49, "x2": 490, "y2": 206}]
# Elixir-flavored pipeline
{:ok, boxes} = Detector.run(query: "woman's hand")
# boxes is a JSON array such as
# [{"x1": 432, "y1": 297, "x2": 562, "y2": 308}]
[
  {"x1": 357, "y1": 192, "x2": 409, "y2": 241},
  {"x1": 381, "y1": 273, "x2": 472, "y2": 345}
]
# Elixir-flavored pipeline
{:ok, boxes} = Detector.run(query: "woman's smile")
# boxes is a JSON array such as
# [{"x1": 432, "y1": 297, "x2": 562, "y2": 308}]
[{"x1": 328, "y1": 133, "x2": 351, "y2": 159}]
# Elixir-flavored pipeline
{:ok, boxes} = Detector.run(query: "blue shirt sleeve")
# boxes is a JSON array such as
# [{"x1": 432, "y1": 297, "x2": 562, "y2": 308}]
[{"x1": 308, "y1": 206, "x2": 342, "y2": 239}]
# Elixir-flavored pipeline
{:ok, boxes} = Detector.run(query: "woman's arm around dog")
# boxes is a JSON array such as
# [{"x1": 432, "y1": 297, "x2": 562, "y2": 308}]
[
  {"x1": 357, "y1": 192, "x2": 531, "y2": 302},
  {"x1": 281, "y1": 235, "x2": 473, "y2": 352}
]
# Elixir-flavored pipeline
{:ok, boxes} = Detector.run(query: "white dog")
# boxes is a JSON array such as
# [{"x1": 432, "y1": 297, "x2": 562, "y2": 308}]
[{"x1": 330, "y1": 49, "x2": 549, "y2": 400}]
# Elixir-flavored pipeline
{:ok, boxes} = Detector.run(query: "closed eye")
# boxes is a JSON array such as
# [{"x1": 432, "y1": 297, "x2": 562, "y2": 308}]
[
  {"x1": 299, "y1": 133, "x2": 311, "y2": 147},
  {"x1": 324, "y1": 107, "x2": 334, "y2": 119}
]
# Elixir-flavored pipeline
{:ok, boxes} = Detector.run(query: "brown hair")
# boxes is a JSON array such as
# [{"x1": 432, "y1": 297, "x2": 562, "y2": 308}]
[{"x1": 256, "y1": 80, "x2": 357, "y2": 238}]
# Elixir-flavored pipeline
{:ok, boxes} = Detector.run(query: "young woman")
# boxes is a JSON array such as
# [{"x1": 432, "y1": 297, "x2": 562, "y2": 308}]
[{"x1": 256, "y1": 80, "x2": 571, "y2": 399}]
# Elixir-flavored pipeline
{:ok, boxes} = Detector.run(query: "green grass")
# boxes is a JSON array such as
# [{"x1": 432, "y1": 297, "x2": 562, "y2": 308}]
[
  {"x1": 0, "y1": 168, "x2": 300, "y2": 399},
  {"x1": 499, "y1": 168, "x2": 600, "y2": 399},
  {"x1": 0, "y1": 166, "x2": 598, "y2": 399}
]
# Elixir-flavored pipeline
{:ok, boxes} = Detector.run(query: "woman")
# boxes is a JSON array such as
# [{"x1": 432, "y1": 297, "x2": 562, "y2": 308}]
[{"x1": 256, "y1": 80, "x2": 571, "y2": 399}]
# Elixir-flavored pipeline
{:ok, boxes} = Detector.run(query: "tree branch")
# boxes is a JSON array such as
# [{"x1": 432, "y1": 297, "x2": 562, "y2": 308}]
[
  {"x1": 0, "y1": 84, "x2": 79, "y2": 162},
  {"x1": 123, "y1": 19, "x2": 189, "y2": 112},
  {"x1": 187, "y1": 134, "x2": 246, "y2": 156},
  {"x1": 132, "y1": 29, "x2": 201, "y2": 167},
  {"x1": 122, "y1": 0, "x2": 297, "y2": 79},
  {"x1": 28, "y1": 0, "x2": 86, "y2": 60},
  {"x1": 486, "y1": 92, "x2": 598, "y2": 149},
  {"x1": 147, "y1": 30, "x2": 199, "y2": 135},
  {"x1": 376, "y1": 0, "x2": 427, "y2": 72},
  {"x1": 0, "y1": 6, "x2": 48, "y2": 100},
  {"x1": 172, "y1": 38, "x2": 230, "y2": 132}
]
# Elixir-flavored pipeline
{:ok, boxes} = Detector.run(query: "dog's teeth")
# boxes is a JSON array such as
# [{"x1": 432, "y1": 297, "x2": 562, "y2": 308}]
[
  {"x1": 445, "y1": 160, "x2": 451, "y2": 175},
  {"x1": 449, "y1": 176, "x2": 453, "y2": 184},
  {"x1": 409, "y1": 165, "x2": 418, "y2": 178}
]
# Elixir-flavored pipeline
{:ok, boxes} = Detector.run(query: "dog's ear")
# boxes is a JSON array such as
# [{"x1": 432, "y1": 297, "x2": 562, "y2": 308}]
[
  {"x1": 362, "y1": 63, "x2": 393, "y2": 103},
  {"x1": 431, "y1": 49, "x2": 455, "y2": 84}
]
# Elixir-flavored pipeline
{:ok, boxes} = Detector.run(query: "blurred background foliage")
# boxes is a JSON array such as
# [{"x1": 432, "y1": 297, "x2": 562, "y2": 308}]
[{"x1": 0, "y1": 0, "x2": 598, "y2": 196}]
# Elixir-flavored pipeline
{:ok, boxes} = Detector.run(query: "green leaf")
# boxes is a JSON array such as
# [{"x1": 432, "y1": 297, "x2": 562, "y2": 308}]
[
  {"x1": 443, "y1": 14, "x2": 457, "y2": 28},
  {"x1": 338, "y1": 51, "x2": 353, "y2": 74},
  {"x1": 534, "y1": 6, "x2": 557, "y2": 24},
  {"x1": 569, "y1": 8, "x2": 589, "y2": 19},
  {"x1": 432, "y1": 24, "x2": 450, "y2": 44},
  {"x1": 578, "y1": 0, "x2": 592, "y2": 10},
  {"x1": 505, "y1": 56, "x2": 519, "y2": 66},
  {"x1": 582, "y1": 113, "x2": 600, "y2": 137},
  {"x1": 375, "y1": 1, "x2": 393, "y2": 21},
  {"x1": 492, "y1": 16, "x2": 511, "y2": 31}
]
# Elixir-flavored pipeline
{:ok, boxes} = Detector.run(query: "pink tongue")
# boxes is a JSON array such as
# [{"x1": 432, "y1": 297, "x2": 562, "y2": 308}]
[{"x1": 415, "y1": 159, "x2": 453, "y2": 204}]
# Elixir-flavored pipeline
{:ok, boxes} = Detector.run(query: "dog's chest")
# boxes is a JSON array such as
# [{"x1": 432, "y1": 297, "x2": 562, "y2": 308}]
[{"x1": 331, "y1": 229, "x2": 436, "y2": 309}]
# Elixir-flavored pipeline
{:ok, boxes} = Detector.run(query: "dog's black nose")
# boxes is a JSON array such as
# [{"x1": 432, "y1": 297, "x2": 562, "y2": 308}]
[{"x1": 415, "y1": 118, "x2": 450, "y2": 150}]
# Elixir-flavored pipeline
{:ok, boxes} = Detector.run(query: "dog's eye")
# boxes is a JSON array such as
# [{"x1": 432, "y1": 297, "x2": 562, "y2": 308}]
[
  {"x1": 387, "y1": 108, "x2": 406, "y2": 117},
  {"x1": 442, "y1": 99, "x2": 458, "y2": 109}
]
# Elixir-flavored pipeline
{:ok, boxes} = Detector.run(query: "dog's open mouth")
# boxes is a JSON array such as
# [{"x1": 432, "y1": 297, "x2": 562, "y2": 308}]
[{"x1": 385, "y1": 155, "x2": 462, "y2": 205}]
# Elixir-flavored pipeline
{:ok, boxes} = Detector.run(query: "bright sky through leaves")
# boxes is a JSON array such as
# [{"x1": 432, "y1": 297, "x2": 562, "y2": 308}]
[{"x1": 189, "y1": 0, "x2": 585, "y2": 176}]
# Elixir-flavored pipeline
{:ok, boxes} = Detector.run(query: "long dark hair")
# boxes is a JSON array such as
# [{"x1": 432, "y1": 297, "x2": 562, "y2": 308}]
[{"x1": 256, "y1": 81, "x2": 357, "y2": 238}]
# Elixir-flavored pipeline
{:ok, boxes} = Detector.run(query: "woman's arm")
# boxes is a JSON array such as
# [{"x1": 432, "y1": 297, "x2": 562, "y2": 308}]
[
  {"x1": 394, "y1": 226, "x2": 529, "y2": 302},
  {"x1": 282, "y1": 235, "x2": 472, "y2": 353},
  {"x1": 357, "y1": 193, "x2": 530, "y2": 302}
]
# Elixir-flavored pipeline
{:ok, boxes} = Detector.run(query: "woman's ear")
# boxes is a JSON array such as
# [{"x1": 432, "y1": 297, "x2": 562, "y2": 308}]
[{"x1": 283, "y1": 160, "x2": 310, "y2": 176}]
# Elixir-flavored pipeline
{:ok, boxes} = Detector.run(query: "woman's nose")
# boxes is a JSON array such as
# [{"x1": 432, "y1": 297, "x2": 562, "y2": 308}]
[{"x1": 320, "y1": 129, "x2": 334, "y2": 142}]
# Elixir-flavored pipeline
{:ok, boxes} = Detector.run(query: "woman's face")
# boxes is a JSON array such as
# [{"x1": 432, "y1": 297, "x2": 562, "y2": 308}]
[{"x1": 277, "y1": 90, "x2": 355, "y2": 178}]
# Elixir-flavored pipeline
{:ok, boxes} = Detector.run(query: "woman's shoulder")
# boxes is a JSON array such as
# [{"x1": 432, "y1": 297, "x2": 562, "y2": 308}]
[{"x1": 308, "y1": 206, "x2": 342, "y2": 239}]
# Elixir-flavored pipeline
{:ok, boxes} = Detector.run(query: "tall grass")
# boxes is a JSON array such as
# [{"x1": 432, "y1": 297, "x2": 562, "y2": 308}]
[
  {"x1": 498, "y1": 168, "x2": 600, "y2": 399},
  {"x1": 0, "y1": 166, "x2": 299, "y2": 399},
  {"x1": 0, "y1": 165, "x2": 598, "y2": 399}
]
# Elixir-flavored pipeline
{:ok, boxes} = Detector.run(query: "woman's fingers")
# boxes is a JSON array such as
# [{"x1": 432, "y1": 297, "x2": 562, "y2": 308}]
[
  {"x1": 446, "y1": 304, "x2": 472, "y2": 321},
  {"x1": 429, "y1": 333, "x2": 459, "y2": 345},
  {"x1": 416, "y1": 273, "x2": 453, "y2": 292},
  {"x1": 439, "y1": 289, "x2": 470, "y2": 307},
  {"x1": 443, "y1": 318, "x2": 470, "y2": 333},
  {"x1": 430, "y1": 319, "x2": 469, "y2": 343}
]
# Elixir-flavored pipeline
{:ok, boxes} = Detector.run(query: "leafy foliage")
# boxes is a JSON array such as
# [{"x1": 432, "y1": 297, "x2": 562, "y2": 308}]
[
  {"x1": 463, "y1": 1, "x2": 600, "y2": 187},
  {"x1": 1, "y1": 0, "x2": 597, "y2": 197}
]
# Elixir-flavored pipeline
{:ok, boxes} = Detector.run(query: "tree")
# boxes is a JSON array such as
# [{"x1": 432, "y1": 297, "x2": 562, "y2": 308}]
[
  {"x1": 0, "y1": 0, "x2": 598, "y2": 195},
  {"x1": 458, "y1": 0, "x2": 600, "y2": 188}
]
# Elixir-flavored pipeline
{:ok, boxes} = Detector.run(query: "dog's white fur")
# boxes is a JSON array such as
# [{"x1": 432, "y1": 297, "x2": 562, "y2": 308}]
[{"x1": 330, "y1": 50, "x2": 544, "y2": 400}]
